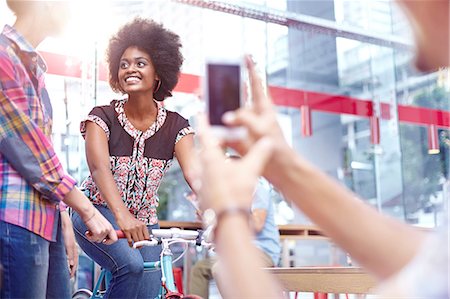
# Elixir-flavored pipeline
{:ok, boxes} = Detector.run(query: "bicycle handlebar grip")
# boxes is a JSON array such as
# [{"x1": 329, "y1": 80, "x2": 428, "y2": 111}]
[
  {"x1": 133, "y1": 239, "x2": 159, "y2": 248},
  {"x1": 152, "y1": 228, "x2": 199, "y2": 240},
  {"x1": 115, "y1": 230, "x2": 126, "y2": 239}
]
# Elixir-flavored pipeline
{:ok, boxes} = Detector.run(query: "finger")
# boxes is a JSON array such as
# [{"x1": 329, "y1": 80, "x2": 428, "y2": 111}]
[
  {"x1": 242, "y1": 137, "x2": 274, "y2": 177},
  {"x1": 137, "y1": 227, "x2": 146, "y2": 241},
  {"x1": 131, "y1": 230, "x2": 141, "y2": 243},
  {"x1": 69, "y1": 260, "x2": 76, "y2": 278},
  {"x1": 245, "y1": 55, "x2": 271, "y2": 112},
  {"x1": 85, "y1": 230, "x2": 95, "y2": 242},
  {"x1": 223, "y1": 108, "x2": 259, "y2": 132},
  {"x1": 197, "y1": 114, "x2": 225, "y2": 159},
  {"x1": 196, "y1": 113, "x2": 216, "y2": 147},
  {"x1": 125, "y1": 231, "x2": 133, "y2": 247},
  {"x1": 73, "y1": 250, "x2": 79, "y2": 277},
  {"x1": 103, "y1": 228, "x2": 118, "y2": 245},
  {"x1": 143, "y1": 226, "x2": 151, "y2": 240}
]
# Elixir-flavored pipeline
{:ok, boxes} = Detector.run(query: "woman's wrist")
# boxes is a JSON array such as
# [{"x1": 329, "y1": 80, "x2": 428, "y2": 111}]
[{"x1": 212, "y1": 205, "x2": 252, "y2": 240}]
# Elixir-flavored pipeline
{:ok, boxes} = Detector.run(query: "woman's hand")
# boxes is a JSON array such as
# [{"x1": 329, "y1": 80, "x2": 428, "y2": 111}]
[
  {"x1": 115, "y1": 210, "x2": 150, "y2": 246},
  {"x1": 222, "y1": 56, "x2": 294, "y2": 185},
  {"x1": 60, "y1": 210, "x2": 78, "y2": 278},
  {"x1": 195, "y1": 115, "x2": 273, "y2": 213}
]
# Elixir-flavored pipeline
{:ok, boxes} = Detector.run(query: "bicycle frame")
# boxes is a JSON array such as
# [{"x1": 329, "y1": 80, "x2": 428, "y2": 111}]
[{"x1": 79, "y1": 228, "x2": 203, "y2": 299}]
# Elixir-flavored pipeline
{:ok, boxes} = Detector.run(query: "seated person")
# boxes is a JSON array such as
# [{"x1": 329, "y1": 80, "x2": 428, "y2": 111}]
[{"x1": 190, "y1": 174, "x2": 280, "y2": 299}]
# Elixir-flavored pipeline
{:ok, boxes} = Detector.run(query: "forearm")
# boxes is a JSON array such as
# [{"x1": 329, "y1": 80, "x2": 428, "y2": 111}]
[
  {"x1": 269, "y1": 147, "x2": 426, "y2": 279},
  {"x1": 216, "y1": 215, "x2": 283, "y2": 299},
  {"x1": 90, "y1": 168, "x2": 128, "y2": 217},
  {"x1": 63, "y1": 187, "x2": 96, "y2": 220}
]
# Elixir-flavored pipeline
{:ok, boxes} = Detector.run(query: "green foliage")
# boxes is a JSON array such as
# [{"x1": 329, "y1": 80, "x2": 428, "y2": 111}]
[
  {"x1": 413, "y1": 86, "x2": 449, "y2": 110},
  {"x1": 157, "y1": 179, "x2": 172, "y2": 220},
  {"x1": 400, "y1": 85, "x2": 450, "y2": 215}
]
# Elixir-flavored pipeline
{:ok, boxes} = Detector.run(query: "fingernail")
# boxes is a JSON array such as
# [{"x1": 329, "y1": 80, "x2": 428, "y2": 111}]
[{"x1": 222, "y1": 112, "x2": 235, "y2": 123}]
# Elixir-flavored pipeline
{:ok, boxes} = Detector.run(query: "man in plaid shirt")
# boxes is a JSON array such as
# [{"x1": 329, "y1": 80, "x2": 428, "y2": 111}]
[{"x1": 0, "y1": 1, "x2": 117, "y2": 298}]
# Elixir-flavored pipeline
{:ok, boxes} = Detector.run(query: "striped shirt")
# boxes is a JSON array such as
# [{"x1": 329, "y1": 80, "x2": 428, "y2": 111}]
[{"x1": 0, "y1": 25, "x2": 76, "y2": 241}]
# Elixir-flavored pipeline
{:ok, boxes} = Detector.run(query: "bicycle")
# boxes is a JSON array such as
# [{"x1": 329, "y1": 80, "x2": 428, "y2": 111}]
[{"x1": 72, "y1": 227, "x2": 211, "y2": 299}]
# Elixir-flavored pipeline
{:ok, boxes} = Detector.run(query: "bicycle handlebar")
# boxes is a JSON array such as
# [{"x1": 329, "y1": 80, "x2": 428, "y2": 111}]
[
  {"x1": 115, "y1": 230, "x2": 126, "y2": 239},
  {"x1": 115, "y1": 228, "x2": 199, "y2": 241}
]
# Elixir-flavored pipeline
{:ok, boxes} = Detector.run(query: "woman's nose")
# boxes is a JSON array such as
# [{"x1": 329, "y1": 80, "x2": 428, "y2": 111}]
[{"x1": 125, "y1": 64, "x2": 137, "y2": 72}]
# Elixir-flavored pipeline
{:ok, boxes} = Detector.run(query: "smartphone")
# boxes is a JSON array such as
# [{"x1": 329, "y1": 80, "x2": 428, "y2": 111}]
[{"x1": 205, "y1": 58, "x2": 247, "y2": 140}]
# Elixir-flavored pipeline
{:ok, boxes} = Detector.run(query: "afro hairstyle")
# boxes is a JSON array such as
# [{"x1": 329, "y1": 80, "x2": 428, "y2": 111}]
[{"x1": 106, "y1": 18, "x2": 183, "y2": 101}]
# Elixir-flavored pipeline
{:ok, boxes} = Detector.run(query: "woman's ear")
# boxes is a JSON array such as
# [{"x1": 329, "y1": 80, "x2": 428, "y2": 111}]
[{"x1": 154, "y1": 79, "x2": 162, "y2": 93}]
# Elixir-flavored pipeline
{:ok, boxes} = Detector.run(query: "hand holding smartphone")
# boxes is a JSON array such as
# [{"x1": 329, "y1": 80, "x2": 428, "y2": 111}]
[{"x1": 205, "y1": 57, "x2": 247, "y2": 140}]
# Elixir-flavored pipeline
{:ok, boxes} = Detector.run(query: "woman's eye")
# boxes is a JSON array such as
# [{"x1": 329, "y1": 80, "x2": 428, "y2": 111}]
[
  {"x1": 120, "y1": 62, "x2": 129, "y2": 69},
  {"x1": 137, "y1": 61, "x2": 146, "y2": 67}
]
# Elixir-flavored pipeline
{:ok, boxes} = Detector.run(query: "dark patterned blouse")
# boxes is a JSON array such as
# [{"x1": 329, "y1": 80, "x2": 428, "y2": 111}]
[{"x1": 80, "y1": 99, "x2": 194, "y2": 225}]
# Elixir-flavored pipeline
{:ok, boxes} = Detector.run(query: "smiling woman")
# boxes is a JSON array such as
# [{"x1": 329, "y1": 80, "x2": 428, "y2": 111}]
[{"x1": 71, "y1": 18, "x2": 196, "y2": 299}]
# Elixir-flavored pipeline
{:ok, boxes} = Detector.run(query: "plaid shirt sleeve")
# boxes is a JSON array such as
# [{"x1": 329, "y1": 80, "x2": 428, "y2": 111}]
[{"x1": 0, "y1": 53, "x2": 76, "y2": 203}]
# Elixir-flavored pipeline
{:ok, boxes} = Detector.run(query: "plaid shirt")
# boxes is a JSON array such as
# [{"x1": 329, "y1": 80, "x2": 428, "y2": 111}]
[{"x1": 0, "y1": 25, "x2": 76, "y2": 241}]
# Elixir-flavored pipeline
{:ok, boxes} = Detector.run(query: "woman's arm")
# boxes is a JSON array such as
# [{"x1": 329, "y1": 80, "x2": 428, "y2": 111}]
[
  {"x1": 84, "y1": 121, "x2": 150, "y2": 244},
  {"x1": 274, "y1": 149, "x2": 426, "y2": 278},
  {"x1": 224, "y1": 56, "x2": 427, "y2": 280},
  {"x1": 174, "y1": 133, "x2": 196, "y2": 189}
]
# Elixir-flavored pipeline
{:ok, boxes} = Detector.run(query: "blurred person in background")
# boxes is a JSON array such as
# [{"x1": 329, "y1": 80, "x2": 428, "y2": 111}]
[
  {"x1": 72, "y1": 18, "x2": 195, "y2": 299},
  {"x1": 0, "y1": 1, "x2": 117, "y2": 298},
  {"x1": 195, "y1": 0, "x2": 449, "y2": 298}
]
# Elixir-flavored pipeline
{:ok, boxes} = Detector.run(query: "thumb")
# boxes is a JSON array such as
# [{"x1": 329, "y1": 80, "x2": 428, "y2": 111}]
[{"x1": 242, "y1": 137, "x2": 273, "y2": 177}]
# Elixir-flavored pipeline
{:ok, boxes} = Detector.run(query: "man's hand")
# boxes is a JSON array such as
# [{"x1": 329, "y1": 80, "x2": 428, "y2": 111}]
[
  {"x1": 61, "y1": 210, "x2": 78, "y2": 278},
  {"x1": 63, "y1": 187, "x2": 118, "y2": 245}
]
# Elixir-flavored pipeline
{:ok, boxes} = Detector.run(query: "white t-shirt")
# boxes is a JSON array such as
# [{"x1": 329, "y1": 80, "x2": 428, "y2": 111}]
[{"x1": 376, "y1": 225, "x2": 449, "y2": 298}]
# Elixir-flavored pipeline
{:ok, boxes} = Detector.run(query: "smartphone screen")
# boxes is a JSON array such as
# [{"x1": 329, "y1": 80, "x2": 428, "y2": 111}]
[{"x1": 207, "y1": 63, "x2": 241, "y2": 126}]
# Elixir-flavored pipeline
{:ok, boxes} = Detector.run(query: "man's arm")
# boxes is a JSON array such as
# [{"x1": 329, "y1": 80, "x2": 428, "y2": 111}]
[
  {"x1": 252, "y1": 209, "x2": 267, "y2": 233},
  {"x1": 0, "y1": 89, "x2": 76, "y2": 201},
  {"x1": 251, "y1": 180, "x2": 271, "y2": 233}
]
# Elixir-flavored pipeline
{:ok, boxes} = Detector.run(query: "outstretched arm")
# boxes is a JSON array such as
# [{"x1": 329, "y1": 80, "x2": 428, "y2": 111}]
[{"x1": 223, "y1": 56, "x2": 427, "y2": 280}]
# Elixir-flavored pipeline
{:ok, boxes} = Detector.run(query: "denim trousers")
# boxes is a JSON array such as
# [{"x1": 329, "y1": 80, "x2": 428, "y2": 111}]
[
  {"x1": 0, "y1": 218, "x2": 71, "y2": 299},
  {"x1": 72, "y1": 205, "x2": 161, "y2": 299}
]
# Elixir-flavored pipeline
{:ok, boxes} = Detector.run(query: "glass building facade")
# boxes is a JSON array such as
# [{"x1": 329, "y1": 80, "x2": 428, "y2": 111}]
[{"x1": 1, "y1": 0, "x2": 448, "y2": 273}]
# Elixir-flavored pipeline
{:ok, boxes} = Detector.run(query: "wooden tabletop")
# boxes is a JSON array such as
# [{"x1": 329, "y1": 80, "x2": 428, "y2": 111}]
[{"x1": 266, "y1": 267, "x2": 377, "y2": 294}]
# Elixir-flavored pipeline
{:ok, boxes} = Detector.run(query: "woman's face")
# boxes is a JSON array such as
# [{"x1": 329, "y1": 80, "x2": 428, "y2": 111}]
[{"x1": 118, "y1": 46, "x2": 159, "y2": 95}]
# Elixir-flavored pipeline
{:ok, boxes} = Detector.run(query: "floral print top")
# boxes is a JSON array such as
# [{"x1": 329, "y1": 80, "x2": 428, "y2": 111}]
[{"x1": 80, "y1": 99, "x2": 194, "y2": 225}]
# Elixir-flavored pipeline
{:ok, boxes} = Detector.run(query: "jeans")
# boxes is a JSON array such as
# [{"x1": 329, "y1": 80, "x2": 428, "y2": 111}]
[
  {"x1": 0, "y1": 219, "x2": 71, "y2": 299},
  {"x1": 72, "y1": 205, "x2": 161, "y2": 299}
]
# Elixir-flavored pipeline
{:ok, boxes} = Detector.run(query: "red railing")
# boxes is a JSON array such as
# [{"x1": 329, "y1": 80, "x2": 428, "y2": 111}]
[{"x1": 41, "y1": 51, "x2": 450, "y2": 146}]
